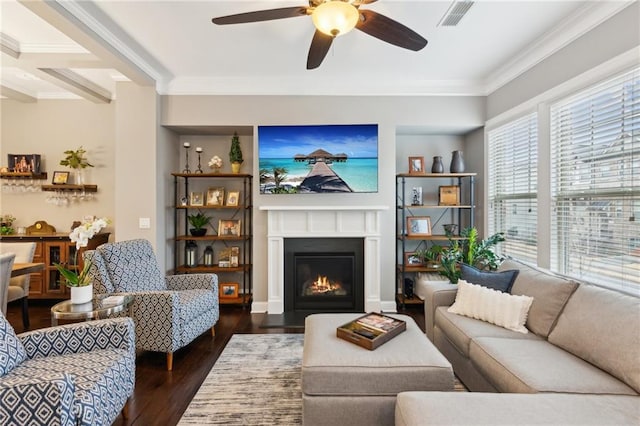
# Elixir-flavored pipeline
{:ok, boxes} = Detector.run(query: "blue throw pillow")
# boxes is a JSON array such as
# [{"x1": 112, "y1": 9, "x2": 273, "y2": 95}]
[
  {"x1": 0, "y1": 312, "x2": 27, "y2": 376},
  {"x1": 460, "y1": 263, "x2": 519, "y2": 293}
]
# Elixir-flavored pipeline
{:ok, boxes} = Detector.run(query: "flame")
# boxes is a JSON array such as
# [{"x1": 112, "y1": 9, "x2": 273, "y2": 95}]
[{"x1": 310, "y1": 274, "x2": 343, "y2": 294}]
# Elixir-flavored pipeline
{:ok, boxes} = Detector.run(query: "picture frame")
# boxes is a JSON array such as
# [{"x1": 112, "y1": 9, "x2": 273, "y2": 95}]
[
  {"x1": 52, "y1": 171, "x2": 69, "y2": 185},
  {"x1": 407, "y1": 216, "x2": 432, "y2": 236},
  {"x1": 404, "y1": 252, "x2": 424, "y2": 266},
  {"x1": 439, "y1": 185, "x2": 460, "y2": 206},
  {"x1": 411, "y1": 187, "x2": 423, "y2": 206},
  {"x1": 408, "y1": 156, "x2": 425, "y2": 174},
  {"x1": 218, "y1": 219, "x2": 241, "y2": 237},
  {"x1": 206, "y1": 187, "x2": 225, "y2": 206},
  {"x1": 220, "y1": 282, "x2": 239, "y2": 299},
  {"x1": 190, "y1": 191, "x2": 204, "y2": 206},
  {"x1": 226, "y1": 191, "x2": 240, "y2": 207}
]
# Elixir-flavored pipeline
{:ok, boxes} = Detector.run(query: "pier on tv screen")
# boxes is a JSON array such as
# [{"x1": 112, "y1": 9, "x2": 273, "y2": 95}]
[{"x1": 258, "y1": 124, "x2": 378, "y2": 194}]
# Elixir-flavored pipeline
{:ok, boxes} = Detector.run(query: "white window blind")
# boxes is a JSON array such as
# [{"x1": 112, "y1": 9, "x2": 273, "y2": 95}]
[
  {"x1": 488, "y1": 112, "x2": 538, "y2": 263},
  {"x1": 550, "y1": 67, "x2": 640, "y2": 295}
]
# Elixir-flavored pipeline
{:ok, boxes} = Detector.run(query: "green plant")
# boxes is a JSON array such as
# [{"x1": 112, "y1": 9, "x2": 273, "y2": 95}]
[
  {"x1": 229, "y1": 132, "x2": 243, "y2": 163},
  {"x1": 0, "y1": 214, "x2": 16, "y2": 235},
  {"x1": 433, "y1": 227, "x2": 505, "y2": 283},
  {"x1": 60, "y1": 146, "x2": 94, "y2": 169},
  {"x1": 188, "y1": 212, "x2": 211, "y2": 230}
]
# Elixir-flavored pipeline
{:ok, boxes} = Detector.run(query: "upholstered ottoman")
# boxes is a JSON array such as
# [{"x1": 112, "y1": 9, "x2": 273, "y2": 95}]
[{"x1": 302, "y1": 313, "x2": 453, "y2": 426}]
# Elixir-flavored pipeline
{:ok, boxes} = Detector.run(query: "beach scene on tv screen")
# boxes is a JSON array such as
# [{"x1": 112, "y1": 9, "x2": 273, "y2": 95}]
[{"x1": 258, "y1": 124, "x2": 378, "y2": 194}]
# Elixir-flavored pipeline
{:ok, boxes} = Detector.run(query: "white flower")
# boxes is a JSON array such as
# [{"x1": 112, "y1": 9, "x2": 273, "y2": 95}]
[
  {"x1": 208, "y1": 155, "x2": 223, "y2": 168},
  {"x1": 69, "y1": 216, "x2": 110, "y2": 249}
]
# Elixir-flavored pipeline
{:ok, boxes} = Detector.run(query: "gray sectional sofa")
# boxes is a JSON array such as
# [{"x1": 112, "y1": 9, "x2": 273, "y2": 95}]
[{"x1": 395, "y1": 258, "x2": 640, "y2": 425}]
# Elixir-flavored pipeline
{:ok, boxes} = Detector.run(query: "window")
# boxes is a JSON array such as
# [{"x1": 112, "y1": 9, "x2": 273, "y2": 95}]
[
  {"x1": 488, "y1": 112, "x2": 538, "y2": 263},
  {"x1": 550, "y1": 67, "x2": 640, "y2": 295}
]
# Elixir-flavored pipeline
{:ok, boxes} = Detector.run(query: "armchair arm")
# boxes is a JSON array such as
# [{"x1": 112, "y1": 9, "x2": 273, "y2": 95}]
[
  {"x1": 0, "y1": 373, "x2": 76, "y2": 426},
  {"x1": 19, "y1": 317, "x2": 135, "y2": 360},
  {"x1": 423, "y1": 282, "x2": 459, "y2": 342},
  {"x1": 166, "y1": 273, "x2": 218, "y2": 293}
]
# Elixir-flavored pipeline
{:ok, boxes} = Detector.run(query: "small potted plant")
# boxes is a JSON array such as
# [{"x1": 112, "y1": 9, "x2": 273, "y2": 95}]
[
  {"x1": 188, "y1": 212, "x2": 211, "y2": 236},
  {"x1": 0, "y1": 214, "x2": 16, "y2": 235},
  {"x1": 60, "y1": 146, "x2": 94, "y2": 185},
  {"x1": 229, "y1": 132, "x2": 243, "y2": 174}
]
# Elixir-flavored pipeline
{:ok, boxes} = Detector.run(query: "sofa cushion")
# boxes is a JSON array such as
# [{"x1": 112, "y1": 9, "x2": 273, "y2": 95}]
[
  {"x1": 500, "y1": 259, "x2": 579, "y2": 337},
  {"x1": 395, "y1": 392, "x2": 640, "y2": 426},
  {"x1": 548, "y1": 284, "x2": 640, "y2": 393},
  {"x1": 460, "y1": 263, "x2": 519, "y2": 292},
  {"x1": 435, "y1": 307, "x2": 542, "y2": 357},
  {"x1": 448, "y1": 280, "x2": 533, "y2": 334},
  {"x1": 0, "y1": 313, "x2": 27, "y2": 377},
  {"x1": 470, "y1": 337, "x2": 638, "y2": 395}
]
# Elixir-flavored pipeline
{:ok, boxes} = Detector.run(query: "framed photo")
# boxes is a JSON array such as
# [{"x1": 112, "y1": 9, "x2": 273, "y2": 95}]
[
  {"x1": 218, "y1": 219, "x2": 241, "y2": 237},
  {"x1": 411, "y1": 187, "x2": 423, "y2": 206},
  {"x1": 407, "y1": 216, "x2": 432, "y2": 236},
  {"x1": 220, "y1": 282, "x2": 239, "y2": 299},
  {"x1": 206, "y1": 187, "x2": 225, "y2": 206},
  {"x1": 52, "y1": 171, "x2": 69, "y2": 185},
  {"x1": 439, "y1": 185, "x2": 460, "y2": 206},
  {"x1": 190, "y1": 191, "x2": 204, "y2": 206},
  {"x1": 179, "y1": 196, "x2": 188, "y2": 206},
  {"x1": 408, "y1": 156, "x2": 425, "y2": 174},
  {"x1": 226, "y1": 191, "x2": 240, "y2": 207},
  {"x1": 404, "y1": 252, "x2": 424, "y2": 266}
]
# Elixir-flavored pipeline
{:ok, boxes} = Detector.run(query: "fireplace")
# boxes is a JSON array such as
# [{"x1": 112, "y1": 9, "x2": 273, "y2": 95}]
[{"x1": 284, "y1": 238, "x2": 364, "y2": 313}]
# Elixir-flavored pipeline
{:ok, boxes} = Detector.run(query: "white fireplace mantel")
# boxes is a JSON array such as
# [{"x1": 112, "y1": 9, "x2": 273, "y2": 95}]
[{"x1": 260, "y1": 206, "x2": 389, "y2": 314}]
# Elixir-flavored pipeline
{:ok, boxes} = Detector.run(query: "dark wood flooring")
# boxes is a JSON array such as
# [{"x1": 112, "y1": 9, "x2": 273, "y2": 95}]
[{"x1": 4, "y1": 300, "x2": 425, "y2": 426}]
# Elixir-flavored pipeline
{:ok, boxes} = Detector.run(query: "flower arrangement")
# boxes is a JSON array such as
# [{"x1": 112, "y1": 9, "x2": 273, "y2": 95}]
[
  {"x1": 60, "y1": 146, "x2": 94, "y2": 169},
  {"x1": 0, "y1": 214, "x2": 16, "y2": 235},
  {"x1": 208, "y1": 155, "x2": 223, "y2": 171},
  {"x1": 55, "y1": 216, "x2": 109, "y2": 287}
]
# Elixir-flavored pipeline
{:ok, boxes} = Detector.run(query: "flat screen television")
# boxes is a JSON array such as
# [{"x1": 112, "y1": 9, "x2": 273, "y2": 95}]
[{"x1": 258, "y1": 124, "x2": 378, "y2": 194}]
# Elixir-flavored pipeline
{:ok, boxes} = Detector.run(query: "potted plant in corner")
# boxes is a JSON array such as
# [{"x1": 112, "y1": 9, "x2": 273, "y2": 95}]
[
  {"x1": 188, "y1": 212, "x2": 211, "y2": 236},
  {"x1": 54, "y1": 216, "x2": 109, "y2": 304},
  {"x1": 229, "y1": 132, "x2": 243, "y2": 174},
  {"x1": 60, "y1": 146, "x2": 94, "y2": 185}
]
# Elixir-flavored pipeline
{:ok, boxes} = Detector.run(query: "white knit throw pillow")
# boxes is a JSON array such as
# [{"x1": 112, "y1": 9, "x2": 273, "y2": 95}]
[{"x1": 448, "y1": 279, "x2": 534, "y2": 334}]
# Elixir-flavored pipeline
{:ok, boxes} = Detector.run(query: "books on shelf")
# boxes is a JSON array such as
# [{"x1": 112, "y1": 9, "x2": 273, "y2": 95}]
[{"x1": 336, "y1": 312, "x2": 406, "y2": 350}]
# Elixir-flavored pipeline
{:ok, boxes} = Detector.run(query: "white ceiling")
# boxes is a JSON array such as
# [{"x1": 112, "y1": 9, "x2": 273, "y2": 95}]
[{"x1": 0, "y1": 0, "x2": 633, "y2": 102}]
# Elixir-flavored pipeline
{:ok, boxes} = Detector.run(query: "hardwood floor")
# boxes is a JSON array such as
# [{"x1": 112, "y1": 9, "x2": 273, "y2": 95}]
[{"x1": 5, "y1": 300, "x2": 425, "y2": 426}]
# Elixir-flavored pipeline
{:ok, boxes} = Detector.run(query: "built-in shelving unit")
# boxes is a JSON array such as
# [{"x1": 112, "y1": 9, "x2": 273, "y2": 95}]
[{"x1": 41, "y1": 184, "x2": 98, "y2": 192}]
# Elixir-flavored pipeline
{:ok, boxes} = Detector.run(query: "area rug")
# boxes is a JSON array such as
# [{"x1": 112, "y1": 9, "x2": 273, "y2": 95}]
[
  {"x1": 179, "y1": 333, "x2": 467, "y2": 425},
  {"x1": 178, "y1": 333, "x2": 304, "y2": 425}
]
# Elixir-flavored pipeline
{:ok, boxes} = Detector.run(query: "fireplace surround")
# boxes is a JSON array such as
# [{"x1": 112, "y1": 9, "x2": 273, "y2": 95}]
[{"x1": 260, "y1": 206, "x2": 387, "y2": 314}]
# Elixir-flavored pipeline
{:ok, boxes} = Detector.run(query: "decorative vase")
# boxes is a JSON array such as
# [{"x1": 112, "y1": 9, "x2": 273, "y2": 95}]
[
  {"x1": 211, "y1": 166, "x2": 221, "y2": 173},
  {"x1": 450, "y1": 150, "x2": 465, "y2": 173},
  {"x1": 431, "y1": 156, "x2": 444, "y2": 173},
  {"x1": 74, "y1": 169, "x2": 84, "y2": 185},
  {"x1": 70, "y1": 283, "x2": 93, "y2": 304},
  {"x1": 231, "y1": 162, "x2": 242, "y2": 174}
]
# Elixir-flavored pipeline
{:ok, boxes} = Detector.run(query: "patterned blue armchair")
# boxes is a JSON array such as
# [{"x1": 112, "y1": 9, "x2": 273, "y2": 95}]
[
  {"x1": 0, "y1": 313, "x2": 135, "y2": 426},
  {"x1": 85, "y1": 239, "x2": 219, "y2": 371}
]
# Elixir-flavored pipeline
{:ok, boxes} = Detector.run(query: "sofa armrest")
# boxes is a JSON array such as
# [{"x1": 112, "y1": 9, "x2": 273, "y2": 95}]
[
  {"x1": 423, "y1": 282, "x2": 458, "y2": 342},
  {"x1": 19, "y1": 317, "x2": 135, "y2": 360},
  {"x1": 0, "y1": 373, "x2": 76, "y2": 426},
  {"x1": 166, "y1": 273, "x2": 218, "y2": 294}
]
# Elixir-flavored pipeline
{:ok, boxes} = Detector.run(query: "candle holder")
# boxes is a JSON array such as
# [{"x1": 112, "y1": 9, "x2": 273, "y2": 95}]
[
  {"x1": 182, "y1": 144, "x2": 191, "y2": 173},
  {"x1": 195, "y1": 147, "x2": 203, "y2": 173}
]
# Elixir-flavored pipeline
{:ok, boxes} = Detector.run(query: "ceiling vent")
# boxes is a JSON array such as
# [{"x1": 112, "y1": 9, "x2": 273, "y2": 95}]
[{"x1": 438, "y1": 1, "x2": 474, "y2": 27}]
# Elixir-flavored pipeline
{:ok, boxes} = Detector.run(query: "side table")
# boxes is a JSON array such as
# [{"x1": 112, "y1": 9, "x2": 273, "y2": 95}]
[{"x1": 51, "y1": 294, "x2": 134, "y2": 326}]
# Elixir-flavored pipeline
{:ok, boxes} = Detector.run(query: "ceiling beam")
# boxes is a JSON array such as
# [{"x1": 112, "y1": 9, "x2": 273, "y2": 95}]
[
  {"x1": 38, "y1": 68, "x2": 112, "y2": 103},
  {"x1": 18, "y1": 0, "x2": 161, "y2": 88},
  {"x1": 0, "y1": 85, "x2": 37, "y2": 103},
  {"x1": 0, "y1": 33, "x2": 20, "y2": 59}
]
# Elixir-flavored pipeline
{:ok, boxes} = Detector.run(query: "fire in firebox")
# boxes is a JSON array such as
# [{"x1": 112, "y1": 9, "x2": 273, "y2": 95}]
[{"x1": 303, "y1": 275, "x2": 347, "y2": 296}]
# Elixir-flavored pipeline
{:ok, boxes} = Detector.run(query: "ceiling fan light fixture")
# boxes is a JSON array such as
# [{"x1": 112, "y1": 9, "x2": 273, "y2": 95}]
[{"x1": 312, "y1": 1, "x2": 359, "y2": 37}]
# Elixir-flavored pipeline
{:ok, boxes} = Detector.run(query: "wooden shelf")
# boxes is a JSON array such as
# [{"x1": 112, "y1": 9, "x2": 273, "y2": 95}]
[
  {"x1": 220, "y1": 293, "x2": 252, "y2": 305},
  {"x1": 1, "y1": 172, "x2": 48, "y2": 179},
  {"x1": 396, "y1": 172, "x2": 477, "y2": 178},
  {"x1": 400, "y1": 205, "x2": 474, "y2": 209},
  {"x1": 398, "y1": 234, "x2": 466, "y2": 241},
  {"x1": 172, "y1": 172, "x2": 252, "y2": 178},
  {"x1": 41, "y1": 184, "x2": 98, "y2": 192},
  {"x1": 396, "y1": 264, "x2": 440, "y2": 273},
  {"x1": 175, "y1": 235, "x2": 250, "y2": 241},
  {"x1": 176, "y1": 205, "x2": 249, "y2": 210},
  {"x1": 176, "y1": 264, "x2": 251, "y2": 273},
  {"x1": 396, "y1": 294, "x2": 424, "y2": 305}
]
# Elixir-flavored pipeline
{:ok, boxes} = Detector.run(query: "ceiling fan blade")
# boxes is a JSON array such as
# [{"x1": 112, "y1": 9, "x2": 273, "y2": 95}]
[
  {"x1": 307, "y1": 30, "x2": 334, "y2": 70},
  {"x1": 212, "y1": 6, "x2": 308, "y2": 25},
  {"x1": 356, "y1": 9, "x2": 427, "y2": 51}
]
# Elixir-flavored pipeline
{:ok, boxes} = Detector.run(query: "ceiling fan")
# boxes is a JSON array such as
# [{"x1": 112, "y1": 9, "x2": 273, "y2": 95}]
[{"x1": 211, "y1": 0, "x2": 427, "y2": 69}]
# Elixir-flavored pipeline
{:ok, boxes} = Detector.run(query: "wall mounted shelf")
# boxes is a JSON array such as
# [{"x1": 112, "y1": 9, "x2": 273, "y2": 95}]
[
  {"x1": 41, "y1": 184, "x2": 98, "y2": 192},
  {"x1": 0, "y1": 172, "x2": 48, "y2": 180}
]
